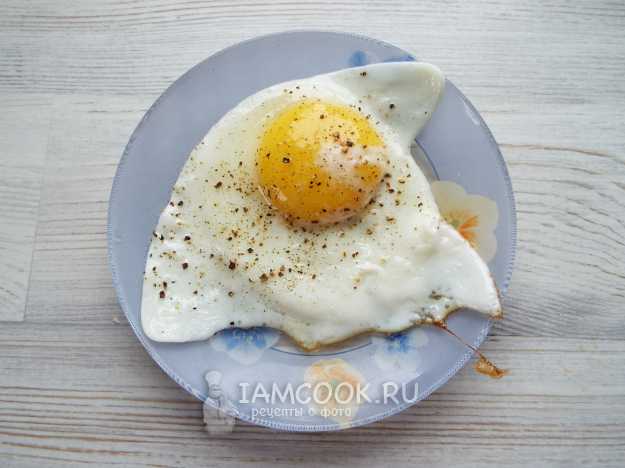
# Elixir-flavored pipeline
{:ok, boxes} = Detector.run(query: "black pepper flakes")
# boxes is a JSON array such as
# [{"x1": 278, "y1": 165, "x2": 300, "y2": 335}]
[
  {"x1": 429, "y1": 290, "x2": 443, "y2": 300},
  {"x1": 228, "y1": 261, "x2": 236, "y2": 270},
  {"x1": 182, "y1": 262, "x2": 189, "y2": 270},
  {"x1": 159, "y1": 290, "x2": 166, "y2": 299},
  {"x1": 177, "y1": 200, "x2": 184, "y2": 206},
  {"x1": 282, "y1": 157, "x2": 291, "y2": 164},
  {"x1": 360, "y1": 71, "x2": 367, "y2": 76},
  {"x1": 184, "y1": 235, "x2": 191, "y2": 241},
  {"x1": 389, "y1": 103, "x2": 395, "y2": 109},
  {"x1": 214, "y1": 181, "x2": 223, "y2": 189}
]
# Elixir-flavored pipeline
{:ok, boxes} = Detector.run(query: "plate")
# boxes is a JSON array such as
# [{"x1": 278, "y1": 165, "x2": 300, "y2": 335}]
[{"x1": 108, "y1": 31, "x2": 516, "y2": 432}]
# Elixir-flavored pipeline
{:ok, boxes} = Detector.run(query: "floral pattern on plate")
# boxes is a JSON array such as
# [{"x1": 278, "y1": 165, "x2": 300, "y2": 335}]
[
  {"x1": 348, "y1": 50, "x2": 414, "y2": 67},
  {"x1": 372, "y1": 328, "x2": 429, "y2": 374},
  {"x1": 304, "y1": 358, "x2": 365, "y2": 426},
  {"x1": 431, "y1": 181, "x2": 499, "y2": 262},
  {"x1": 210, "y1": 327, "x2": 280, "y2": 365}
]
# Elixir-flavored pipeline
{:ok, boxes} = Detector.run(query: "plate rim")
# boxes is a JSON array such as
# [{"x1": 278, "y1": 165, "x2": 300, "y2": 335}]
[{"x1": 107, "y1": 29, "x2": 517, "y2": 432}]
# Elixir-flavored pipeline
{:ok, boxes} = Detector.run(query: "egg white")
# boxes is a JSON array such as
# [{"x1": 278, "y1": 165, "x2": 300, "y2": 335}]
[{"x1": 141, "y1": 62, "x2": 501, "y2": 350}]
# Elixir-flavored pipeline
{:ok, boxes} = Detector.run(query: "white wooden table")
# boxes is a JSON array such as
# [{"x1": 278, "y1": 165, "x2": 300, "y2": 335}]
[{"x1": 1, "y1": 1, "x2": 624, "y2": 466}]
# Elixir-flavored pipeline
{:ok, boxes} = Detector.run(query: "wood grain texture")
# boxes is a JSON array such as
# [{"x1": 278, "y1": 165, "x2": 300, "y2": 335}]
[
  {"x1": 0, "y1": 0, "x2": 624, "y2": 466},
  {"x1": 0, "y1": 94, "x2": 52, "y2": 321},
  {"x1": 25, "y1": 95, "x2": 149, "y2": 324}
]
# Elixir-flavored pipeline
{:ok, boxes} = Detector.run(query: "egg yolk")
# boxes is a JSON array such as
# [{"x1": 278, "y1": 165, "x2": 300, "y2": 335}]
[{"x1": 257, "y1": 99, "x2": 387, "y2": 225}]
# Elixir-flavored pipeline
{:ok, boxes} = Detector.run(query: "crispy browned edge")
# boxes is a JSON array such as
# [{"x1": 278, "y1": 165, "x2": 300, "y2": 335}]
[
  {"x1": 279, "y1": 268, "x2": 503, "y2": 352},
  {"x1": 286, "y1": 303, "x2": 502, "y2": 352}
]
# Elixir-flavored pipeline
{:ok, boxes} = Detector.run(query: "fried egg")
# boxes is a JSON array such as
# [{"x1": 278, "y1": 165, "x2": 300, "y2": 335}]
[{"x1": 141, "y1": 62, "x2": 501, "y2": 350}]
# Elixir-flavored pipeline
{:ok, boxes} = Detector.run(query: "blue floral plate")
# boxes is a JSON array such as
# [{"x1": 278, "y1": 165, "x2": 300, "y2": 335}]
[{"x1": 108, "y1": 31, "x2": 516, "y2": 432}]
